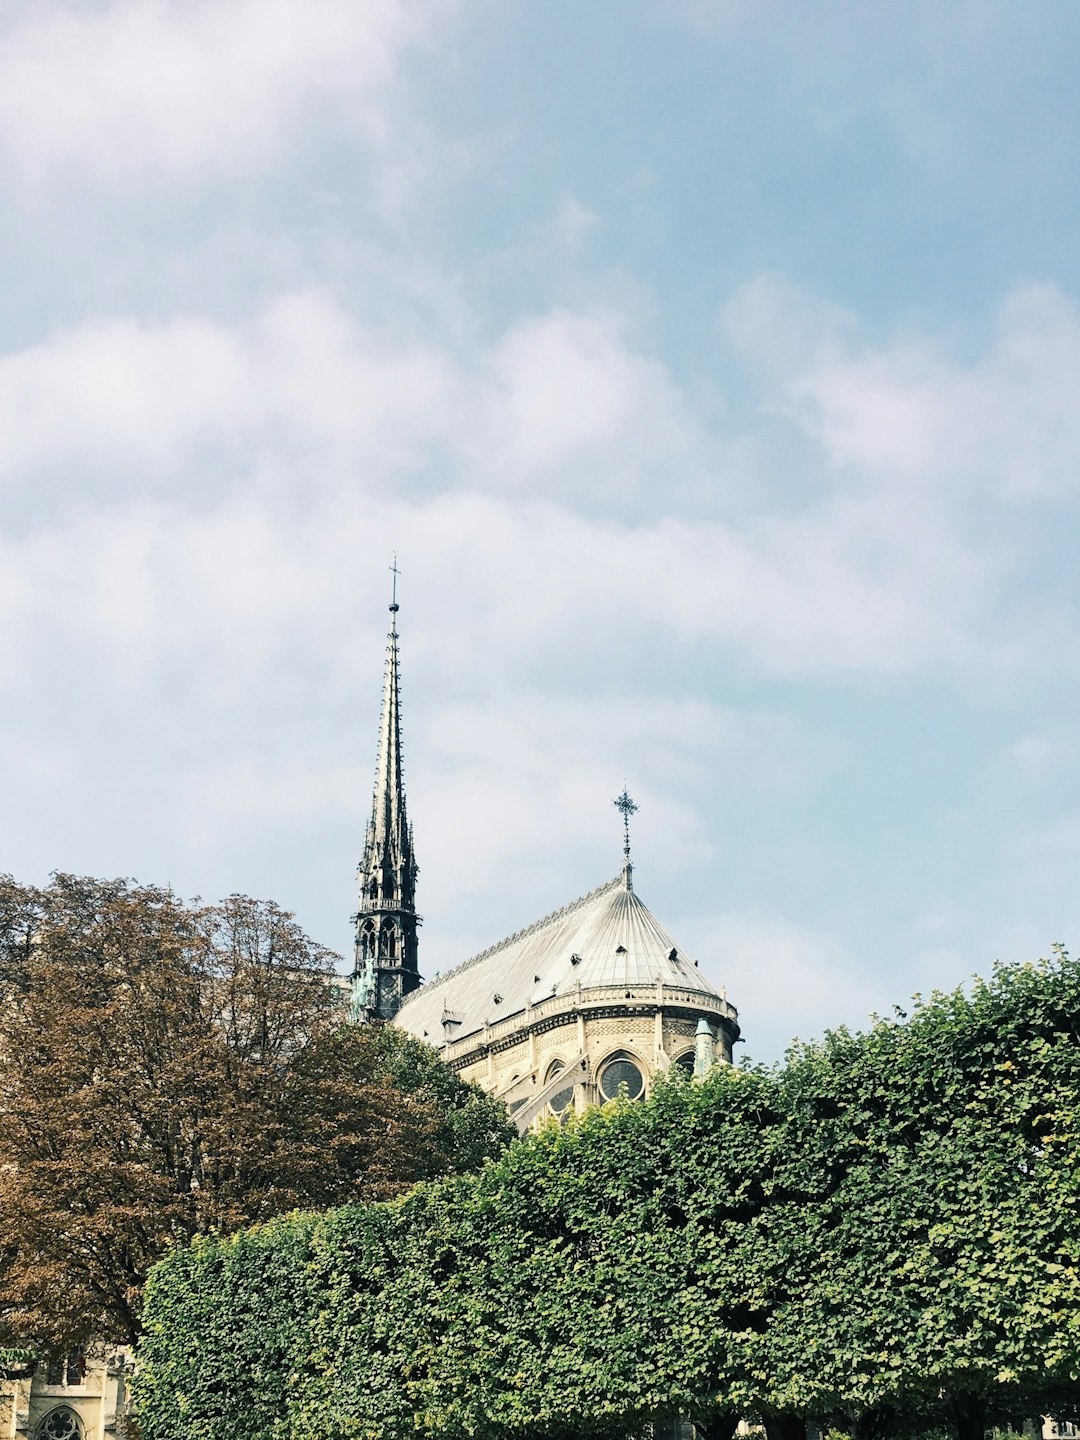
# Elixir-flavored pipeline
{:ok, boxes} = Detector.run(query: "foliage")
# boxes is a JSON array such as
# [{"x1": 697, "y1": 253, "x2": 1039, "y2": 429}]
[
  {"x1": 134, "y1": 948, "x2": 1080, "y2": 1440},
  {"x1": 0, "y1": 1347, "x2": 36, "y2": 1379},
  {"x1": 369, "y1": 1022, "x2": 515, "y2": 1178},
  {"x1": 0, "y1": 873, "x2": 513, "y2": 1352}
]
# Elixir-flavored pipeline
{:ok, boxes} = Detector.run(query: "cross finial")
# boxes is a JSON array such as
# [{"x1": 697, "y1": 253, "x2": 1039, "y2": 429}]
[
  {"x1": 389, "y1": 553, "x2": 400, "y2": 613},
  {"x1": 613, "y1": 784, "x2": 638, "y2": 867}
]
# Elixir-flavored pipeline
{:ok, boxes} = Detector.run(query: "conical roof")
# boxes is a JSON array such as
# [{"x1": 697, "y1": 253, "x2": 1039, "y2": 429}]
[{"x1": 394, "y1": 869, "x2": 721, "y2": 1048}]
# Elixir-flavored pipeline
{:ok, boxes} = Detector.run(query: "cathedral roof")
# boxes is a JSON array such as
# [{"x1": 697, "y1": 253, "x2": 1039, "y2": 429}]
[{"x1": 393, "y1": 865, "x2": 724, "y2": 1048}]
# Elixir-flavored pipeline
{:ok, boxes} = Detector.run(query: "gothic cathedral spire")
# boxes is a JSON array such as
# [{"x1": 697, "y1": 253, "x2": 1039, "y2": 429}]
[{"x1": 351, "y1": 565, "x2": 420, "y2": 1021}]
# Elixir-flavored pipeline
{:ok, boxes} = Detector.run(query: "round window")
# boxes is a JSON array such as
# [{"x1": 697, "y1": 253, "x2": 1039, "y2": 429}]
[
  {"x1": 598, "y1": 1054, "x2": 644, "y2": 1102},
  {"x1": 545, "y1": 1062, "x2": 574, "y2": 1114}
]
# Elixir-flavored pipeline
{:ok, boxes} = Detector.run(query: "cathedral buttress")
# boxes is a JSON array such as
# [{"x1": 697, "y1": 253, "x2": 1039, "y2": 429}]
[{"x1": 351, "y1": 572, "x2": 420, "y2": 1021}]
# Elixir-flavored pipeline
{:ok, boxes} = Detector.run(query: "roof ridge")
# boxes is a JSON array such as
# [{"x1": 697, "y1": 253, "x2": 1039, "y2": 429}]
[{"x1": 399, "y1": 872, "x2": 625, "y2": 1006}]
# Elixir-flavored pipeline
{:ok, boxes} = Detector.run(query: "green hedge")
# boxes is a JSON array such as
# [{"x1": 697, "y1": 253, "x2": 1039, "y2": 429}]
[{"x1": 134, "y1": 951, "x2": 1080, "y2": 1440}]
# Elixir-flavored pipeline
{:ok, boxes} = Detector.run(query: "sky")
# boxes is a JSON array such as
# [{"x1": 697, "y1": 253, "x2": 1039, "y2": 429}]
[{"x1": 4, "y1": 1, "x2": 1080, "y2": 1063}]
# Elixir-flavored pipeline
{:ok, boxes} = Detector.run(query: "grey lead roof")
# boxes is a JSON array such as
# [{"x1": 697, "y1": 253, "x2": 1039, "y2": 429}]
[{"x1": 393, "y1": 864, "x2": 722, "y2": 1047}]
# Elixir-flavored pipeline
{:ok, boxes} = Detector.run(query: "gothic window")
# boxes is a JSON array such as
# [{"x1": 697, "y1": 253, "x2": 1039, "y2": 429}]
[
  {"x1": 545, "y1": 1061, "x2": 574, "y2": 1115},
  {"x1": 597, "y1": 1051, "x2": 645, "y2": 1102},
  {"x1": 674, "y1": 1050, "x2": 695, "y2": 1077},
  {"x1": 36, "y1": 1408, "x2": 82, "y2": 1440}
]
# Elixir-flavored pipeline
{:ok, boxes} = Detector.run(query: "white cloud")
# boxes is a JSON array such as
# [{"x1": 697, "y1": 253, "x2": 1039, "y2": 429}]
[
  {"x1": 0, "y1": 285, "x2": 1000, "y2": 677},
  {"x1": 676, "y1": 910, "x2": 887, "y2": 1063},
  {"x1": 0, "y1": 296, "x2": 693, "y2": 504},
  {"x1": 466, "y1": 307, "x2": 698, "y2": 493},
  {"x1": 0, "y1": 0, "x2": 447, "y2": 192},
  {"x1": 0, "y1": 291, "x2": 458, "y2": 502},
  {"x1": 550, "y1": 194, "x2": 597, "y2": 249},
  {"x1": 724, "y1": 275, "x2": 1080, "y2": 500}
]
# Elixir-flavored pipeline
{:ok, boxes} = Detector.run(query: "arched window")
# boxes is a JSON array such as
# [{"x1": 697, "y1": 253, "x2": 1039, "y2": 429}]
[
  {"x1": 359, "y1": 919, "x2": 375, "y2": 961},
  {"x1": 674, "y1": 1049, "x2": 695, "y2": 1077},
  {"x1": 36, "y1": 1409, "x2": 82, "y2": 1440},
  {"x1": 597, "y1": 1050, "x2": 645, "y2": 1102},
  {"x1": 545, "y1": 1061, "x2": 575, "y2": 1116},
  {"x1": 379, "y1": 921, "x2": 397, "y2": 960}
]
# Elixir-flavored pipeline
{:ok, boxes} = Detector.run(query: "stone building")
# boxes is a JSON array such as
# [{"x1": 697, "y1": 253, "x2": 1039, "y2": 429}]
[
  {"x1": 351, "y1": 591, "x2": 740, "y2": 1130},
  {"x1": 0, "y1": 1350, "x2": 131, "y2": 1440},
  {"x1": 392, "y1": 858, "x2": 739, "y2": 1132}
]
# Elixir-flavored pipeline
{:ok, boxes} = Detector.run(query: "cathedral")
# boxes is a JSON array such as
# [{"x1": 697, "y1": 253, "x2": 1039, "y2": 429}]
[{"x1": 352, "y1": 589, "x2": 741, "y2": 1131}]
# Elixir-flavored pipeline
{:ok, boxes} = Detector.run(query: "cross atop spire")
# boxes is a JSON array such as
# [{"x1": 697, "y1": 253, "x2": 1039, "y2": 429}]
[
  {"x1": 389, "y1": 553, "x2": 400, "y2": 614},
  {"x1": 613, "y1": 784, "x2": 638, "y2": 890}
]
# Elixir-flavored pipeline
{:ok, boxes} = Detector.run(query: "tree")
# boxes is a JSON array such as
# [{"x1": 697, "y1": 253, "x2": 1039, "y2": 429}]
[{"x1": 0, "y1": 873, "x2": 513, "y2": 1352}]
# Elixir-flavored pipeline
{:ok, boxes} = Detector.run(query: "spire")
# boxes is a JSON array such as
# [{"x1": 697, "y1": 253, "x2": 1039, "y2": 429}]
[
  {"x1": 613, "y1": 784, "x2": 638, "y2": 891},
  {"x1": 370, "y1": 571, "x2": 407, "y2": 872},
  {"x1": 351, "y1": 560, "x2": 421, "y2": 1021}
]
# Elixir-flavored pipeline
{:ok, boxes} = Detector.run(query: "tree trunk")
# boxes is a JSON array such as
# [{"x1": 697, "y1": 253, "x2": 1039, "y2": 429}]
[
  {"x1": 947, "y1": 1391, "x2": 989, "y2": 1440},
  {"x1": 853, "y1": 1402, "x2": 900, "y2": 1440},
  {"x1": 696, "y1": 1413, "x2": 740, "y2": 1440},
  {"x1": 765, "y1": 1414, "x2": 807, "y2": 1440}
]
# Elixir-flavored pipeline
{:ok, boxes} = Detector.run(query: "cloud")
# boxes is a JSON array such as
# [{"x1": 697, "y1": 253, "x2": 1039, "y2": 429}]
[
  {"x1": 0, "y1": 282, "x2": 1001, "y2": 677},
  {"x1": 550, "y1": 194, "x2": 597, "y2": 250},
  {"x1": 679, "y1": 908, "x2": 1008, "y2": 1064},
  {"x1": 724, "y1": 275, "x2": 1080, "y2": 499},
  {"x1": 465, "y1": 307, "x2": 699, "y2": 495},
  {"x1": 674, "y1": 910, "x2": 888, "y2": 1063},
  {"x1": 0, "y1": 0, "x2": 448, "y2": 193},
  {"x1": 4, "y1": 274, "x2": 1078, "y2": 1031},
  {"x1": 409, "y1": 692, "x2": 739, "y2": 972},
  {"x1": 0, "y1": 291, "x2": 459, "y2": 507},
  {"x1": 0, "y1": 296, "x2": 694, "y2": 508}
]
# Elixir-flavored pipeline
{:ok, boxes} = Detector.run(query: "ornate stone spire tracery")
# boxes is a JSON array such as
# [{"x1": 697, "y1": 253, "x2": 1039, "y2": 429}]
[{"x1": 351, "y1": 563, "x2": 420, "y2": 1021}]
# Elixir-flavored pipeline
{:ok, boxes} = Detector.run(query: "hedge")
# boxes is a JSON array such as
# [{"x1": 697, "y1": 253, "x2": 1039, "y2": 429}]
[{"x1": 134, "y1": 950, "x2": 1080, "y2": 1440}]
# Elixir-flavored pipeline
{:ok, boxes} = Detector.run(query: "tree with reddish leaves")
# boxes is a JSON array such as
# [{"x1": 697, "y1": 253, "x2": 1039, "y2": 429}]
[{"x1": 0, "y1": 873, "x2": 512, "y2": 1352}]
